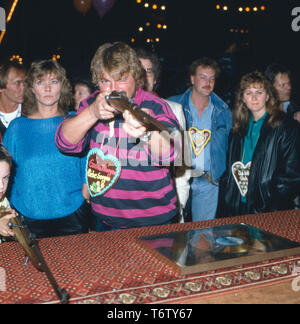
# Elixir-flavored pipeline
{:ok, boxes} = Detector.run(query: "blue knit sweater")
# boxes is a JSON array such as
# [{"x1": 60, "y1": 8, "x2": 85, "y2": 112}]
[{"x1": 3, "y1": 116, "x2": 85, "y2": 220}]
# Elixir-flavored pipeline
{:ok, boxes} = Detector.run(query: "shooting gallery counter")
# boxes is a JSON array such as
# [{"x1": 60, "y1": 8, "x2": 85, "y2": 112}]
[{"x1": 0, "y1": 210, "x2": 300, "y2": 304}]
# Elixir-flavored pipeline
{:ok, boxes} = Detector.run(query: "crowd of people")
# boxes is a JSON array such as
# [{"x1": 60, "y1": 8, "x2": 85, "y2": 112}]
[{"x1": 0, "y1": 41, "x2": 299, "y2": 240}]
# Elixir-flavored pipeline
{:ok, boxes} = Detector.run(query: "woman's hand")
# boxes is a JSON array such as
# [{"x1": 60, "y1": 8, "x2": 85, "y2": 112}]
[{"x1": 0, "y1": 209, "x2": 16, "y2": 237}]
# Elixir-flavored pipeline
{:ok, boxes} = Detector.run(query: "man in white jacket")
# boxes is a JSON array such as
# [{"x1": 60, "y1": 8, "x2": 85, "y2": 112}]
[{"x1": 136, "y1": 48, "x2": 190, "y2": 222}]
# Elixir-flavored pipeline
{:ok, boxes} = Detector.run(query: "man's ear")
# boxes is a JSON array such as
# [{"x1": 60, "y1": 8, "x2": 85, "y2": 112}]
[{"x1": 190, "y1": 75, "x2": 194, "y2": 86}]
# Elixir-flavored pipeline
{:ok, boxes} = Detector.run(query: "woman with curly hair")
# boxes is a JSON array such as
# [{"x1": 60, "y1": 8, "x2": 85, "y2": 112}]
[
  {"x1": 217, "y1": 70, "x2": 300, "y2": 218},
  {"x1": 3, "y1": 60, "x2": 89, "y2": 238}
]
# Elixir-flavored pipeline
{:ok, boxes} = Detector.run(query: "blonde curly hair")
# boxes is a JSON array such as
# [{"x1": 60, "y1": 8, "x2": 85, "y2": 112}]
[{"x1": 90, "y1": 42, "x2": 146, "y2": 90}]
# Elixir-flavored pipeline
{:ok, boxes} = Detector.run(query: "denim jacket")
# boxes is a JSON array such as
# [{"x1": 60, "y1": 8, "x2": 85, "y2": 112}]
[{"x1": 169, "y1": 88, "x2": 232, "y2": 182}]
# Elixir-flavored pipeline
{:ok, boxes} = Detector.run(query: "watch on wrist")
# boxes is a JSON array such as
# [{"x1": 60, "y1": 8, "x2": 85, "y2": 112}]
[{"x1": 140, "y1": 131, "x2": 152, "y2": 143}]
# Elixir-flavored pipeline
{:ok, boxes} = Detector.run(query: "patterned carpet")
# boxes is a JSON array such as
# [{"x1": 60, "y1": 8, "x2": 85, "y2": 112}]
[{"x1": 0, "y1": 210, "x2": 300, "y2": 304}]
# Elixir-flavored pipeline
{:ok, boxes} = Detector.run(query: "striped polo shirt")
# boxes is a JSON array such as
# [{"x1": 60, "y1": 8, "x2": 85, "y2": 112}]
[{"x1": 55, "y1": 88, "x2": 180, "y2": 228}]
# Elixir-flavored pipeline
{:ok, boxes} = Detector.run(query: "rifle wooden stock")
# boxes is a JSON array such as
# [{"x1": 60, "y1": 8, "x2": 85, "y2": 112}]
[
  {"x1": 11, "y1": 215, "x2": 44, "y2": 271},
  {"x1": 0, "y1": 210, "x2": 69, "y2": 304},
  {"x1": 105, "y1": 91, "x2": 173, "y2": 133}
]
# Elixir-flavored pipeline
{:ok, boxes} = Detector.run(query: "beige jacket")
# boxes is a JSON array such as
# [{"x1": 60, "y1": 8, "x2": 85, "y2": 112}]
[{"x1": 164, "y1": 100, "x2": 190, "y2": 213}]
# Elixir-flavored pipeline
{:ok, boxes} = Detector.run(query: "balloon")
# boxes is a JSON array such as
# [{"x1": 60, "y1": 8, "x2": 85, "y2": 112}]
[
  {"x1": 74, "y1": 0, "x2": 92, "y2": 15},
  {"x1": 92, "y1": 0, "x2": 116, "y2": 19}
]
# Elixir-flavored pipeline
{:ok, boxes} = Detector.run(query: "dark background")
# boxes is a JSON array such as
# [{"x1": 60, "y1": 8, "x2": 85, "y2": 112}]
[{"x1": 0, "y1": 0, "x2": 300, "y2": 102}]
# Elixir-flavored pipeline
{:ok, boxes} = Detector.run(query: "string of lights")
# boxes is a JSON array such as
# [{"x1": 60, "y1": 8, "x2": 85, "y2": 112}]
[
  {"x1": 131, "y1": 0, "x2": 168, "y2": 48},
  {"x1": 9, "y1": 54, "x2": 22, "y2": 64},
  {"x1": 9, "y1": 50, "x2": 61, "y2": 66},
  {"x1": 215, "y1": 3, "x2": 267, "y2": 13},
  {"x1": 215, "y1": 1, "x2": 270, "y2": 43},
  {"x1": 135, "y1": 0, "x2": 166, "y2": 12}
]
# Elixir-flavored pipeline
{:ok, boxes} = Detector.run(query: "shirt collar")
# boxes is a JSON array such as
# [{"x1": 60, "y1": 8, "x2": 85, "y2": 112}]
[{"x1": 249, "y1": 111, "x2": 268, "y2": 125}]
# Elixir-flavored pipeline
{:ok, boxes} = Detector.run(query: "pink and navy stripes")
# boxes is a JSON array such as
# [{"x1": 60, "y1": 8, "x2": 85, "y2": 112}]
[{"x1": 55, "y1": 88, "x2": 180, "y2": 228}]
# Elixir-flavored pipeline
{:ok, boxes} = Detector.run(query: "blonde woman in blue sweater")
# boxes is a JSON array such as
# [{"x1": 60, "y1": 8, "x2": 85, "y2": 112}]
[{"x1": 3, "y1": 60, "x2": 89, "y2": 238}]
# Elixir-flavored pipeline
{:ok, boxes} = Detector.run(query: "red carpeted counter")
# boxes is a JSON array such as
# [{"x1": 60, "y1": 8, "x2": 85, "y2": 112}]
[{"x1": 0, "y1": 210, "x2": 300, "y2": 304}]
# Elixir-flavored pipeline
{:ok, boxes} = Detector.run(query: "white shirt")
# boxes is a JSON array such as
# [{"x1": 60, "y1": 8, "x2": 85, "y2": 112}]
[
  {"x1": 283, "y1": 101, "x2": 290, "y2": 113},
  {"x1": 0, "y1": 104, "x2": 22, "y2": 128}
]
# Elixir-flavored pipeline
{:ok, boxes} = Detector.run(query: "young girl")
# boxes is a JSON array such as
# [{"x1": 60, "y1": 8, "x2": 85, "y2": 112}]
[
  {"x1": 218, "y1": 71, "x2": 300, "y2": 218},
  {"x1": 0, "y1": 145, "x2": 16, "y2": 239}
]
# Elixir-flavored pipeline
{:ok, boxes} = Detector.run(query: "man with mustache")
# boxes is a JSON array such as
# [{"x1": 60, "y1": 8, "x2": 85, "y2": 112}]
[{"x1": 169, "y1": 58, "x2": 232, "y2": 221}]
